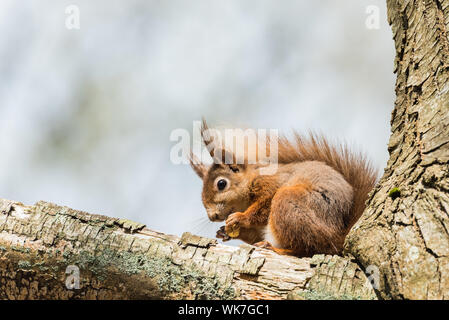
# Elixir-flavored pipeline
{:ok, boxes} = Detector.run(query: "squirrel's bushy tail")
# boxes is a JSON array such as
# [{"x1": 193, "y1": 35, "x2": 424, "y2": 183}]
[{"x1": 277, "y1": 132, "x2": 378, "y2": 230}]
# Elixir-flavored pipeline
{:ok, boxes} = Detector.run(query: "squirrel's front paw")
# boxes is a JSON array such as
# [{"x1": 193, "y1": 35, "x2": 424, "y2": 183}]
[{"x1": 225, "y1": 212, "x2": 250, "y2": 238}]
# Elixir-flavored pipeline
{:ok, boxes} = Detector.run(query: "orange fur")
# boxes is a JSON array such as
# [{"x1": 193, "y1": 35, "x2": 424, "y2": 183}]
[
  {"x1": 268, "y1": 181, "x2": 346, "y2": 256},
  {"x1": 277, "y1": 133, "x2": 378, "y2": 230},
  {"x1": 192, "y1": 120, "x2": 378, "y2": 257}
]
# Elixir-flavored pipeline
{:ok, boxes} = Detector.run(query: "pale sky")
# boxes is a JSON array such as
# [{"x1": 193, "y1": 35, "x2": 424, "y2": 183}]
[{"x1": 0, "y1": 1, "x2": 395, "y2": 242}]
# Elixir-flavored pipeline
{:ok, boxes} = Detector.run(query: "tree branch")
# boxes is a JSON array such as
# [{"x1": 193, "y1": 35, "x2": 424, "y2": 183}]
[{"x1": 0, "y1": 199, "x2": 375, "y2": 300}]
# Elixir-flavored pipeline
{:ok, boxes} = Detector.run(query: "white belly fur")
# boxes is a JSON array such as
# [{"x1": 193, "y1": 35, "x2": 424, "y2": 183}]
[{"x1": 263, "y1": 225, "x2": 282, "y2": 248}]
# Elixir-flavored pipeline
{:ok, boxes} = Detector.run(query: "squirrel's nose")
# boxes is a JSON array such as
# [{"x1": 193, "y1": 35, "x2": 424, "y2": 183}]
[{"x1": 208, "y1": 213, "x2": 219, "y2": 222}]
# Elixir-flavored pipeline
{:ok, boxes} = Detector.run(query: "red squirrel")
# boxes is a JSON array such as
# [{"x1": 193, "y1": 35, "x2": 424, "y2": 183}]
[{"x1": 190, "y1": 120, "x2": 378, "y2": 257}]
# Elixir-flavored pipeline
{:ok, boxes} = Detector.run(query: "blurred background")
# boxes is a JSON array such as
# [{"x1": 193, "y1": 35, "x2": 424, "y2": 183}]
[{"x1": 0, "y1": 1, "x2": 395, "y2": 242}]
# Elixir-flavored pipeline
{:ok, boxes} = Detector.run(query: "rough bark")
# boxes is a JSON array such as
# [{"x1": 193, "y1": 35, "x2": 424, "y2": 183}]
[
  {"x1": 345, "y1": 0, "x2": 449, "y2": 299},
  {"x1": 0, "y1": 199, "x2": 376, "y2": 300}
]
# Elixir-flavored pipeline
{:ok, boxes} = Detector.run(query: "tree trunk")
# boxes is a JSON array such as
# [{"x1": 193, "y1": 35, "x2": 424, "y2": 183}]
[
  {"x1": 345, "y1": 0, "x2": 449, "y2": 299},
  {"x1": 0, "y1": 199, "x2": 376, "y2": 300}
]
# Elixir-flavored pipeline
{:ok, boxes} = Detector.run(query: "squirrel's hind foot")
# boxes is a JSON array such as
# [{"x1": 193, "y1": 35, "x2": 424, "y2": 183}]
[
  {"x1": 253, "y1": 241, "x2": 295, "y2": 256},
  {"x1": 253, "y1": 240, "x2": 273, "y2": 249}
]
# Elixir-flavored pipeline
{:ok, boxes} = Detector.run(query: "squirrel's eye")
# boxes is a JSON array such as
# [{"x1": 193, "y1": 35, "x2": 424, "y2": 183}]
[{"x1": 217, "y1": 179, "x2": 227, "y2": 191}]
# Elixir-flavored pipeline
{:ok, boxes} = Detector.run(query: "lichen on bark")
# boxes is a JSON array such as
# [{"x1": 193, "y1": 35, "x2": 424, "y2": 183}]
[{"x1": 0, "y1": 198, "x2": 377, "y2": 299}]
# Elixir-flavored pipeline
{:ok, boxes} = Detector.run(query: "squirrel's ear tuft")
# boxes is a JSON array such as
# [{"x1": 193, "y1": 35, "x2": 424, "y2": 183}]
[
  {"x1": 201, "y1": 118, "x2": 216, "y2": 159},
  {"x1": 200, "y1": 118, "x2": 239, "y2": 165},
  {"x1": 190, "y1": 152, "x2": 206, "y2": 179},
  {"x1": 213, "y1": 148, "x2": 237, "y2": 165}
]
